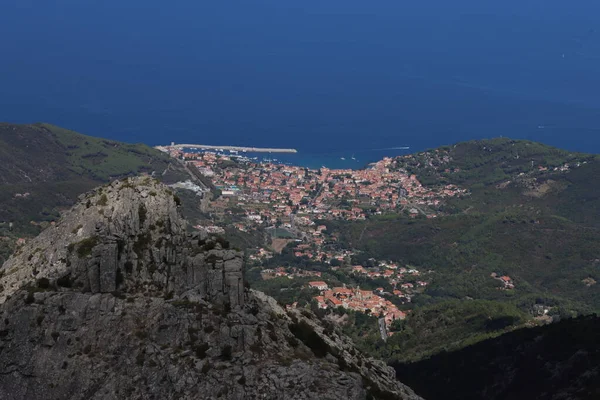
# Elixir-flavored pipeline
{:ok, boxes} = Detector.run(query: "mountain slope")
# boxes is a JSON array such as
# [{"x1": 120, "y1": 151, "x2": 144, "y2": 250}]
[
  {"x1": 322, "y1": 138, "x2": 600, "y2": 362},
  {"x1": 0, "y1": 123, "x2": 183, "y2": 184},
  {"x1": 393, "y1": 315, "x2": 600, "y2": 400},
  {"x1": 329, "y1": 138, "x2": 600, "y2": 303},
  {"x1": 397, "y1": 137, "x2": 600, "y2": 224},
  {"x1": 0, "y1": 123, "x2": 188, "y2": 235},
  {"x1": 0, "y1": 177, "x2": 419, "y2": 400}
]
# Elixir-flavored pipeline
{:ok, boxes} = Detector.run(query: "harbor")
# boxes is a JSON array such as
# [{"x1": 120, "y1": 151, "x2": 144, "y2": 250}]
[{"x1": 156, "y1": 143, "x2": 298, "y2": 153}]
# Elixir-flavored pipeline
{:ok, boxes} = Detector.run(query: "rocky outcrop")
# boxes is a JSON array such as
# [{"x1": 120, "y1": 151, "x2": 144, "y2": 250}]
[
  {"x1": 0, "y1": 176, "x2": 244, "y2": 306},
  {"x1": 0, "y1": 177, "x2": 420, "y2": 400}
]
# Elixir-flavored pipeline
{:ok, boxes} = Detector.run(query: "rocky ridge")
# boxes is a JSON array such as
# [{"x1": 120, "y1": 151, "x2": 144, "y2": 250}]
[{"x1": 0, "y1": 177, "x2": 420, "y2": 400}]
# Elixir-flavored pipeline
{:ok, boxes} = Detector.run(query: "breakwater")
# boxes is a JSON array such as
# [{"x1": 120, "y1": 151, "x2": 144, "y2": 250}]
[{"x1": 156, "y1": 144, "x2": 297, "y2": 153}]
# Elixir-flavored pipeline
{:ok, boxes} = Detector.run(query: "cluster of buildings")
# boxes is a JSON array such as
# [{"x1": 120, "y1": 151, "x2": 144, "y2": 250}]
[
  {"x1": 310, "y1": 283, "x2": 406, "y2": 328},
  {"x1": 351, "y1": 263, "x2": 429, "y2": 302},
  {"x1": 248, "y1": 248, "x2": 274, "y2": 262},
  {"x1": 156, "y1": 147, "x2": 448, "y2": 329},
  {"x1": 491, "y1": 273, "x2": 515, "y2": 289},
  {"x1": 164, "y1": 149, "x2": 466, "y2": 230},
  {"x1": 536, "y1": 161, "x2": 587, "y2": 173},
  {"x1": 260, "y1": 267, "x2": 322, "y2": 280},
  {"x1": 291, "y1": 241, "x2": 353, "y2": 263}
]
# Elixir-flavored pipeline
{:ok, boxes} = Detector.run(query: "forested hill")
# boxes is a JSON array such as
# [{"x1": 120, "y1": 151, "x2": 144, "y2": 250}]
[
  {"x1": 393, "y1": 315, "x2": 600, "y2": 400},
  {"x1": 0, "y1": 123, "x2": 188, "y2": 243},
  {"x1": 395, "y1": 137, "x2": 600, "y2": 225},
  {"x1": 400, "y1": 138, "x2": 597, "y2": 186},
  {"x1": 321, "y1": 138, "x2": 600, "y2": 363},
  {"x1": 329, "y1": 138, "x2": 600, "y2": 308}
]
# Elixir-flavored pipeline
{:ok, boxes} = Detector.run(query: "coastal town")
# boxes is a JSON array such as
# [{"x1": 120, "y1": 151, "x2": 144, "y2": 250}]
[
  {"x1": 155, "y1": 145, "x2": 457, "y2": 329},
  {"x1": 160, "y1": 145, "x2": 468, "y2": 270},
  {"x1": 165, "y1": 146, "x2": 467, "y2": 221},
  {"x1": 153, "y1": 143, "x2": 578, "y2": 332},
  {"x1": 154, "y1": 142, "x2": 587, "y2": 332}
]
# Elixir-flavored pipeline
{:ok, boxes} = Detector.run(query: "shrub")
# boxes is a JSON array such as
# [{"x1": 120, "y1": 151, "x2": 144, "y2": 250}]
[
  {"x1": 76, "y1": 237, "x2": 99, "y2": 258},
  {"x1": 133, "y1": 233, "x2": 151, "y2": 258},
  {"x1": 203, "y1": 241, "x2": 216, "y2": 251},
  {"x1": 215, "y1": 237, "x2": 230, "y2": 249},
  {"x1": 173, "y1": 194, "x2": 182, "y2": 206},
  {"x1": 96, "y1": 194, "x2": 108, "y2": 207},
  {"x1": 24, "y1": 292, "x2": 35, "y2": 305},
  {"x1": 37, "y1": 278, "x2": 50, "y2": 289},
  {"x1": 138, "y1": 204, "x2": 147, "y2": 225}
]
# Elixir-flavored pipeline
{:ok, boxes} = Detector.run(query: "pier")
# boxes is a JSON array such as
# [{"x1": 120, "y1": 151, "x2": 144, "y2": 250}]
[{"x1": 156, "y1": 143, "x2": 297, "y2": 153}]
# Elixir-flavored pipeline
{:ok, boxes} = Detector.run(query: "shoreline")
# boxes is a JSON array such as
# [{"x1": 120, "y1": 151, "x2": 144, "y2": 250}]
[{"x1": 156, "y1": 144, "x2": 298, "y2": 153}]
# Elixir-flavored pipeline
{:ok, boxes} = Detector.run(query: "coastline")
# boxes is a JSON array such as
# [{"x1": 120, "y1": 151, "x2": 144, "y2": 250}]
[
  {"x1": 158, "y1": 143, "x2": 414, "y2": 170},
  {"x1": 156, "y1": 144, "x2": 298, "y2": 153}
]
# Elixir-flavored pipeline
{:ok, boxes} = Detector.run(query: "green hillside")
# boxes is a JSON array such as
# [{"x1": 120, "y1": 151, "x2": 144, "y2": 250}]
[
  {"x1": 397, "y1": 138, "x2": 600, "y2": 224},
  {"x1": 393, "y1": 315, "x2": 600, "y2": 400},
  {"x1": 0, "y1": 123, "x2": 188, "y2": 243},
  {"x1": 322, "y1": 138, "x2": 600, "y2": 362},
  {"x1": 2, "y1": 130, "x2": 598, "y2": 371}
]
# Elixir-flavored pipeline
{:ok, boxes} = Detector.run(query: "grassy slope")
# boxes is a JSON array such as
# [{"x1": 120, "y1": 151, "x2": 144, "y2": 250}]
[
  {"x1": 401, "y1": 138, "x2": 600, "y2": 224},
  {"x1": 0, "y1": 123, "x2": 188, "y2": 238},
  {"x1": 47, "y1": 124, "x2": 176, "y2": 181}
]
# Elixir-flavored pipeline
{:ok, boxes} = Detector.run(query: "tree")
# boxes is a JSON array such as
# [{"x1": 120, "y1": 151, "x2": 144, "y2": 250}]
[{"x1": 390, "y1": 319, "x2": 403, "y2": 332}]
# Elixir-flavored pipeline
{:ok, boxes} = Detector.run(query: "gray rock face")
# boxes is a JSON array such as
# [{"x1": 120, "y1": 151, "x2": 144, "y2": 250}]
[{"x1": 0, "y1": 177, "x2": 421, "y2": 400}]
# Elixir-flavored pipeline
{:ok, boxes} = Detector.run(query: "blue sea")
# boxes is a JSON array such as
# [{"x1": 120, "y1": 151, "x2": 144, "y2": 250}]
[{"x1": 2, "y1": 1, "x2": 600, "y2": 169}]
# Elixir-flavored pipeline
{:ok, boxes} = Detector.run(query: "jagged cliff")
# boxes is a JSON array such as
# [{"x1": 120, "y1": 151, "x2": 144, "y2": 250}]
[{"x1": 0, "y1": 177, "x2": 420, "y2": 400}]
